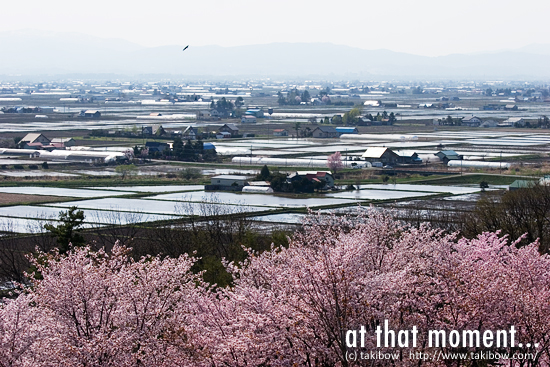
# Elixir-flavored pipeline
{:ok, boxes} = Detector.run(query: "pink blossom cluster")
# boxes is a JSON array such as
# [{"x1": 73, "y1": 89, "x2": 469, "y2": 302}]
[
  {"x1": 327, "y1": 151, "x2": 344, "y2": 171},
  {"x1": 2, "y1": 209, "x2": 550, "y2": 366}
]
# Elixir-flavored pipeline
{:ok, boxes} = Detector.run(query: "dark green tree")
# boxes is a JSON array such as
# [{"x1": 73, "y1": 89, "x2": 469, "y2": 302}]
[
  {"x1": 294, "y1": 121, "x2": 302, "y2": 138},
  {"x1": 235, "y1": 96, "x2": 244, "y2": 108},
  {"x1": 259, "y1": 165, "x2": 271, "y2": 180},
  {"x1": 173, "y1": 137, "x2": 184, "y2": 159},
  {"x1": 269, "y1": 173, "x2": 287, "y2": 192},
  {"x1": 277, "y1": 91, "x2": 286, "y2": 106},
  {"x1": 480, "y1": 181, "x2": 489, "y2": 191},
  {"x1": 193, "y1": 139, "x2": 204, "y2": 153},
  {"x1": 183, "y1": 139, "x2": 195, "y2": 161},
  {"x1": 44, "y1": 207, "x2": 86, "y2": 254},
  {"x1": 389, "y1": 112, "x2": 397, "y2": 124}
]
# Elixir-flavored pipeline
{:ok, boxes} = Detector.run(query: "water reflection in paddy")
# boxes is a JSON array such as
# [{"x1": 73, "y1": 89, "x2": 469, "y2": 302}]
[
  {"x1": 46, "y1": 198, "x2": 272, "y2": 216},
  {"x1": 150, "y1": 191, "x2": 356, "y2": 208},
  {"x1": 0, "y1": 205, "x2": 179, "y2": 224}
]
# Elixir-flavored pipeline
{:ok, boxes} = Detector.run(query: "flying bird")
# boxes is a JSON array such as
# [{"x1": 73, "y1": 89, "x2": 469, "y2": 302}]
[{"x1": 183, "y1": 45, "x2": 189, "y2": 51}]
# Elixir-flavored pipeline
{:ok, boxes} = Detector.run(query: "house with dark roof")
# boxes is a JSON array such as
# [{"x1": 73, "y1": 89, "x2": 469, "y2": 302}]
[
  {"x1": 142, "y1": 124, "x2": 165, "y2": 136},
  {"x1": 394, "y1": 150, "x2": 422, "y2": 164},
  {"x1": 287, "y1": 171, "x2": 335, "y2": 188},
  {"x1": 145, "y1": 141, "x2": 170, "y2": 153},
  {"x1": 79, "y1": 110, "x2": 101, "y2": 119},
  {"x1": 182, "y1": 126, "x2": 198, "y2": 140},
  {"x1": 362, "y1": 147, "x2": 400, "y2": 165},
  {"x1": 502, "y1": 117, "x2": 525, "y2": 127},
  {"x1": 463, "y1": 116, "x2": 482, "y2": 127},
  {"x1": 312, "y1": 126, "x2": 338, "y2": 138},
  {"x1": 435, "y1": 150, "x2": 463, "y2": 164},
  {"x1": 219, "y1": 124, "x2": 239, "y2": 137}
]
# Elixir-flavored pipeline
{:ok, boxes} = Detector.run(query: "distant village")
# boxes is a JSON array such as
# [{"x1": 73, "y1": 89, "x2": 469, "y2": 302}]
[{"x1": 1, "y1": 78, "x2": 549, "y2": 197}]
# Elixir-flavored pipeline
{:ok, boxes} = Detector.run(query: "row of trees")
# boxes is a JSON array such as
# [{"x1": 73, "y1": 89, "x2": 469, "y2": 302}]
[
  {"x1": 277, "y1": 89, "x2": 311, "y2": 105},
  {"x1": 2, "y1": 210, "x2": 550, "y2": 366},
  {"x1": 208, "y1": 96, "x2": 244, "y2": 117},
  {"x1": 134, "y1": 139, "x2": 217, "y2": 162},
  {"x1": 326, "y1": 110, "x2": 396, "y2": 126}
]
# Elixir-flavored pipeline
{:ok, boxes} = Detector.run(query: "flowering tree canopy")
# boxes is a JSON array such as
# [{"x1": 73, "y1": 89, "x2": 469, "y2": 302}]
[
  {"x1": 327, "y1": 151, "x2": 344, "y2": 173},
  {"x1": 2, "y1": 209, "x2": 550, "y2": 366}
]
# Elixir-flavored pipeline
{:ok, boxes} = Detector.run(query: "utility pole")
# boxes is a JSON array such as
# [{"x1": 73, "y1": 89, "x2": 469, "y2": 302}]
[{"x1": 345, "y1": 149, "x2": 348, "y2": 168}]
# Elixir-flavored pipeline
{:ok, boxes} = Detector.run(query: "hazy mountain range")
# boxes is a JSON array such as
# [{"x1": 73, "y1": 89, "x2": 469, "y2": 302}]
[{"x1": 1, "y1": 30, "x2": 549, "y2": 80}]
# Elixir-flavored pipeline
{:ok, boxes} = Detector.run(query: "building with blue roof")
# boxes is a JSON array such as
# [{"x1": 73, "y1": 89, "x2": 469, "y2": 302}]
[{"x1": 335, "y1": 127, "x2": 359, "y2": 135}]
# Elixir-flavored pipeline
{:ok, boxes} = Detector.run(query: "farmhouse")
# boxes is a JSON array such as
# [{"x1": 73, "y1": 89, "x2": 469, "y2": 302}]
[
  {"x1": 502, "y1": 117, "x2": 525, "y2": 127},
  {"x1": 462, "y1": 116, "x2": 482, "y2": 127},
  {"x1": 219, "y1": 124, "x2": 239, "y2": 137},
  {"x1": 51, "y1": 138, "x2": 76, "y2": 147},
  {"x1": 18, "y1": 133, "x2": 50, "y2": 149},
  {"x1": 241, "y1": 115, "x2": 257, "y2": 123},
  {"x1": 394, "y1": 150, "x2": 423, "y2": 164},
  {"x1": 312, "y1": 126, "x2": 339, "y2": 139},
  {"x1": 287, "y1": 171, "x2": 335, "y2": 188},
  {"x1": 435, "y1": 150, "x2": 463, "y2": 164},
  {"x1": 182, "y1": 126, "x2": 198, "y2": 140},
  {"x1": 273, "y1": 129, "x2": 288, "y2": 136},
  {"x1": 79, "y1": 110, "x2": 101, "y2": 119},
  {"x1": 145, "y1": 141, "x2": 170, "y2": 153},
  {"x1": 362, "y1": 147, "x2": 400, "y2": 165}
]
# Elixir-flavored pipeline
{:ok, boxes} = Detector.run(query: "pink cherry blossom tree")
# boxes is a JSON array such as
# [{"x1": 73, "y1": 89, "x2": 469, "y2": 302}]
[
  {"x1": 200, "y1": 210, "x2": 550, "y2": 366},
  {"x1": 0, "y1": 244, "x2": 208, "y2": 367},
  {"x1": 327, "y1": 151, "x2": 344, "y2": 174},
  {"x1": 3, "y1": 209, "x2": 550, "y2": 366}
]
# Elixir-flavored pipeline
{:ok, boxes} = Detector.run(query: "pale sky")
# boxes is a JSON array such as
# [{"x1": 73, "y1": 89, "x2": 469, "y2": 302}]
[{"x1": 2, "y1": 0, "x2": 549, "y2": 57}]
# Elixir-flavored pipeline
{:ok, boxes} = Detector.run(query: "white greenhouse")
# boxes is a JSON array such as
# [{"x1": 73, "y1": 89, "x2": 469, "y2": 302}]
[
  {"x1": 242, "y1": 186, "x2": 274, "y2": 193},
  {"x1": 447, "y1": 161, "x2": 511, "y2": 169}
]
